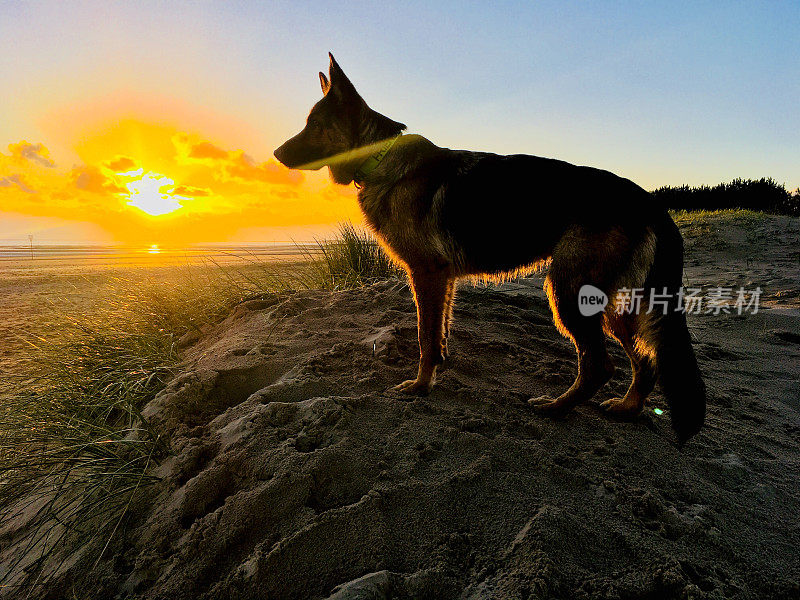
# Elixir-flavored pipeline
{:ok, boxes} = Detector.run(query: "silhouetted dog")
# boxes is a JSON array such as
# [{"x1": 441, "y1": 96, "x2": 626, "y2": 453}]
[{"x1": 275, "y1": 54, "x2": 705, "y2": 443}]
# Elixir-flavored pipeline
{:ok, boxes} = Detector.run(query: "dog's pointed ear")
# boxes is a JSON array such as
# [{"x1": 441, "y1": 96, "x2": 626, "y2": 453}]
[
  {"x1": 328, "y1": 52, "x2": 341, "y2": 78},
  {"x1": 327, "y1": 52, "x2": 359, "y2": 100},
  {"x1": 319, "y1": 72, "x2": 330, "y2": 95}
]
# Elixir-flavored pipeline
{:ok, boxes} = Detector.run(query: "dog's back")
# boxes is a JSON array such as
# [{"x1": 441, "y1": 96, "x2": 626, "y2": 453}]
[{"x1": 436, "y1": 149, "x2": 660, "y2": 276}]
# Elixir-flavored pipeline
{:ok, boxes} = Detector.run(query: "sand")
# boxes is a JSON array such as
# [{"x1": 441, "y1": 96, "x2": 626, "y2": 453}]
[{"x1": 1, "y1": 214, "x2": 798, "y2": 599}]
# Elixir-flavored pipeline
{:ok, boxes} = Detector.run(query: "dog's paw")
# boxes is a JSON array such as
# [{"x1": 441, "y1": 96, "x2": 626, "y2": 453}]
[
  {"x1": 391, "y1": 378, "x2": 432, "y2": 396},
  {"x1": 529, "y1": 396, "x2": 572, "y2": 417},
  {"x1": 600, "y1": 397, "x2": 642, "y2": 419}
]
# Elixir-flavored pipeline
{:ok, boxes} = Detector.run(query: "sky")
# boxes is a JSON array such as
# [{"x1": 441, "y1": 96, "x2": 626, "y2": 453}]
[{"x1": 1, "y1": 0, "x2": 797, "y2": 244}]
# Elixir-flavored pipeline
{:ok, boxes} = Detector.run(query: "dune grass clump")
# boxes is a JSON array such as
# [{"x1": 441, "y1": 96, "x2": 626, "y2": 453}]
[
  {"x1": 668, "y1": 208, "x2": 766, "y2": 227},
  {"x1": 309, "y1": 222, "x2": 404, "y2": 289},
  {"x1": 0, "y1": 267, "x2": 248, "y2": 590}
]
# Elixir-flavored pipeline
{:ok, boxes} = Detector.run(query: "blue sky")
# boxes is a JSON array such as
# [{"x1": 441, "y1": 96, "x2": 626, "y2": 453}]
[{"x1": 1, "y1": 0, "x2": 798, "y2": 192}]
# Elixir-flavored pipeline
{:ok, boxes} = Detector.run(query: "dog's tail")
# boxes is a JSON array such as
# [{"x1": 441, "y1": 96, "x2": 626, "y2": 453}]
[{"x1": 637, "y1": 213, "x2": 706, "y2": 444}]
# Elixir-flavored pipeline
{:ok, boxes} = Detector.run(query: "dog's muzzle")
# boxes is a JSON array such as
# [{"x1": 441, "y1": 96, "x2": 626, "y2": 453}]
[{"x1": 273, "y1": 143, "x2": 292, "y2": 167}]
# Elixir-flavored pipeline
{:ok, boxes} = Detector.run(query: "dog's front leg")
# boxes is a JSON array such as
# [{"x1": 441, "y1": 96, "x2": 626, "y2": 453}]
[
  {"x1": 393, "y1": 269, "x2": 450, "y2": 395},
  {"x1": 441, "y1": 278, "x2": 456, "y2": 359}
]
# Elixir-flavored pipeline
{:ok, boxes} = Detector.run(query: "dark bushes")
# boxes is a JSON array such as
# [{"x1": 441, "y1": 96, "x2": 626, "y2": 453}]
[{"x1": 652, "y1": 178, "x2": 799, "y2": 216}]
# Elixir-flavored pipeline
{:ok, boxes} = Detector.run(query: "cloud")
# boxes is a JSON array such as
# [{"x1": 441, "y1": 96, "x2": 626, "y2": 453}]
[
  {"x1": 188, "y1": 141, "x2": 228, "y2": 160},
  {"x1": 103, "y1": 155, "x2": 139, "y2": 172},
  {"x1": 0, "y1": 174, "x2": 36, "y2": 193},
  {"x1": 171, "y1": 185, "x2": 212, "y2": 197},
  {"x1": 71, "y1": 165, "x2": 126, "y2": 195},
  {"x1": 221, "y1": 152, "x2": 303, "y2": 186},
  {"x1": 7, "y1": 141, "x2": 56, "y2": 168},
  {"x1": 173, "y1": 133, "x2": 303, "y2": 186},
  {"x1": 172, "y1": 134, "x2": 218, "y2": 165}
]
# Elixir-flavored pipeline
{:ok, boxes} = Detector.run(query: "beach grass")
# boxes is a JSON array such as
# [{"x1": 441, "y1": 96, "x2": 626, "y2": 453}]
[
  {"x1": 669, "y1": 207, "x2": 767, "y2": 227},
  {"x1": 306, "y1": 222, "x2": 404, "y2": 289},
  {"x1": 0, "y1": 223, "x2": 399, "y2": 591},
  {"x1": 0, "y1": 268, "x2": 232, "y2": 589},
  {"x1": 670, "y1": 209, "x2": 772, "y2": 253}
]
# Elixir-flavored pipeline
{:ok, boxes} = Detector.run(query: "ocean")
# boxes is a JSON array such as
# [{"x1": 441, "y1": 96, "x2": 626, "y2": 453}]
[{"x1": 0, "y1": 242, "x2": 315, "y2": 267}]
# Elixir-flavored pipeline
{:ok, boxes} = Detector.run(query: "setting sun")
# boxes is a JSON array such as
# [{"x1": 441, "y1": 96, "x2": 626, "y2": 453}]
[{"x1": 125, "y1": 173, "x2": 182, "y2": 216}]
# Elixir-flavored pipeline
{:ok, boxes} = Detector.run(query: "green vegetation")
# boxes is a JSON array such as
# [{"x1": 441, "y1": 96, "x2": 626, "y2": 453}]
[
  {"x1": 670, "y1": 209, "x2": 772, "y2": 252},
  {"x1": 653, "y1": 178, "x2": 800, "y2": 216},
  {"x1": 0, "y1": 224, "x2": 400, "y2": 591},
  {"x1": 669, "y1": 208, "x2": 766, "y2": 226},
  {"x1": 0, "y1": 268, "x2": 240, "y2": 590},
  {"x1": 307, "y1": 222, "x2": 405, "y2": 288}
]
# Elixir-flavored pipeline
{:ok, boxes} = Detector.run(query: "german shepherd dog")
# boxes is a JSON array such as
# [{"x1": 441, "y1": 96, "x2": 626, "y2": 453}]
[{"x1": 275, "y1": 54, "x2": 706, "y2": 443}]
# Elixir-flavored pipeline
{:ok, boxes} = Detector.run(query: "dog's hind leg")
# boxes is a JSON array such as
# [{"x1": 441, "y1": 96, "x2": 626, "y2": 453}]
[
  {"x1": 600, "y1": 313, "x2": 656, "y2": 417},
  {"x1": 394, "y1": 268, "x2": 451, "y2": 395},
  {"x1": 531, "y1": 278, "x2": 615, "y2": 415},
  {"x1": 530, "y1": 245, "x2": 616, "y2": 416}
]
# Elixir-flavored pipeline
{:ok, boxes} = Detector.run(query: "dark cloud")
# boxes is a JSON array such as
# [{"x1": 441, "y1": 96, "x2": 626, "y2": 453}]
[
  {"x1": 71, "y1": 165, "x2": 126, "y2": 195},
  {"x1": 7, "y1": 141, "x2": 56, "y2": 168},
  {"x1": 172, "y1": 185, "x2": 212, "y2": 197},
  {"x1": 103, "y1": 156, "x2": 138, "y2": 172},
  {"x1": 0, "y1": 174, "x2": 36, "y2": 193}
]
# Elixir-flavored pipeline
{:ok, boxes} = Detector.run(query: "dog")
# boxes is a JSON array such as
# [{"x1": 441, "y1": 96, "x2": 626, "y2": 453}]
[{"x1": 275, "y1": 54, "x2": 706, "y2": 443}]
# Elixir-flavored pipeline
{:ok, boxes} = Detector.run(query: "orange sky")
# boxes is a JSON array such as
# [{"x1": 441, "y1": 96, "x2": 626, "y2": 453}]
[
  {"x1": 3, "y1": 3, "x2": 797, "y2": 244},
  {"x1": 0, "y1": 93, "x2": 359, "y2": 245}
]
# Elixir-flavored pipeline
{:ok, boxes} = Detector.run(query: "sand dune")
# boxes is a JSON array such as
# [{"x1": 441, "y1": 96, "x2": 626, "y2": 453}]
[
  {"x1": 110, "y1": 278, "x2": 800, "y2": 598},
  {"x1": 1, "y1": 213, "x2": 798, "y2": 599}
]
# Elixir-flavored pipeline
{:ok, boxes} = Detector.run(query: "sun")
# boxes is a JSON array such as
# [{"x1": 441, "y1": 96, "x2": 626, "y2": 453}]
[{"x1": 125, "y1": 173, "x2": 183, "y2": 216}]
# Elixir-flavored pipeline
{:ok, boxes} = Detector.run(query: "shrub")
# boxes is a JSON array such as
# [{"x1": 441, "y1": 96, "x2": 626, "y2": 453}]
[{"x1": 652, "y1": 178, "x2": 799, "y2": 216}]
